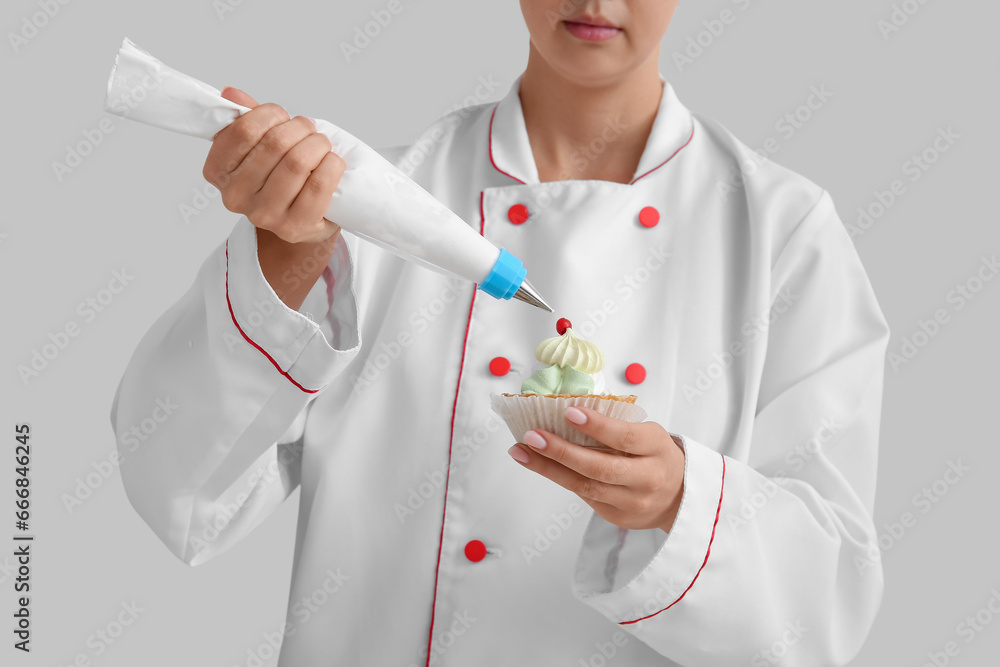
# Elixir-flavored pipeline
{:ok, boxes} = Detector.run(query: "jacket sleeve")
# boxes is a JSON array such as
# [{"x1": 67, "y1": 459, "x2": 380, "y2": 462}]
[
  {"x1": 570, "y1": 190, "x2": 890, "y2": 666},
  {"x1": 110, "y1": 216, "x2": 362, "y2": 566}
]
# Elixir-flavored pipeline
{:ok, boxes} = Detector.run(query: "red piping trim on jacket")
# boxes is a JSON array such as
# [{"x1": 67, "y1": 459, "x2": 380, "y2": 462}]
[
  {"x1": 424, "y1": 192, "x2": 484, "y2": 666},
  {"x1": 224, "y1": 241, "x2": 319, "y2": 394},
  {"x1": 629, "y1": 122, "x2": 696, "y2": 185},
  {"x1": 619, "y1": 454, "x2": 726, "y2": 625},
  {"x1": 488, "y1": 105, "x2": 527, "y2": 184},
  {"x1": 488, "y1": 103, "x2": 696, "y2": 186}
]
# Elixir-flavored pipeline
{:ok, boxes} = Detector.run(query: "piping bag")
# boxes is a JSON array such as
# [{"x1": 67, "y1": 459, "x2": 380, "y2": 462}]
[{"x1": 103, "y1": 37, "x2": 552, "y2": 312}]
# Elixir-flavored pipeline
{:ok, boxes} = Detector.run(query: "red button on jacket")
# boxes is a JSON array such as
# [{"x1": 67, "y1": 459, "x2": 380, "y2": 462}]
[
  {"x1": 638, "y1": 206, "x2": 660, "y2": 228},
  {"x1": 465, "y1": 540, "x2": 487, "y2": 562},
  {"x1": 508, "y1": 204, "x2": 529, "y2": 225},
  {"x1": 625, "y1": 363, "x2": 646, "y2": 384},
  {"x1": 489, "y1": 357, "x2": 511, "y2": 376}
]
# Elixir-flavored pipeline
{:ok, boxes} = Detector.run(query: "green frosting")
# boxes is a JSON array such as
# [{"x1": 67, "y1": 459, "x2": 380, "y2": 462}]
[{"x1": 521, "y1": 364, "x2": 595, "y2": 395}]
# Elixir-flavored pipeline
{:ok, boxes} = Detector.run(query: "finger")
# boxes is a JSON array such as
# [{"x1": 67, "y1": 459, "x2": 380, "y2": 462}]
[
  {"x1": 286, "y1": 149, "x2": 346, "y2": 237},
  {"x1": 229, "y1": 115, "x2": 317, "y2": 211},
  {"x1": 521, "y1": 429, "x2": 637, "y2": 486},
  {"x1": 563, "y1": 407, "x2": 659, "y2": 455},
  {"x1": 252, "y1": 131, "x2": 334, "y2": 238},
  {"x1": 220, "y1": 86, "x2": 258, "y2": 109},
  {"x1": 204, "y1": 103, "x2": 290, "y2": 189},
  {"x1": 212, "y1": 88, "x2": 258, "y2": 142},
  {"x1": 508, "y1": 444, "x2": 632, "y2": 508}
]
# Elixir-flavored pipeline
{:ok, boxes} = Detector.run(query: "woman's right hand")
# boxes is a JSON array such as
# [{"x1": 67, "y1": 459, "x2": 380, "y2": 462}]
[
  {"x1": 203, "y1": 87, "x2": 346, "y2": 310},
  {"x1": 204, "y1": 87, "x2": 345, "y2": 245}
]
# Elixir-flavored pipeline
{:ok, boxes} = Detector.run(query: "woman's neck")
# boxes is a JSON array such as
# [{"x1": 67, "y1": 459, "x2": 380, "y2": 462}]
[{"x1": 518, "y1": 47, "x2": 664, "y2": 184}]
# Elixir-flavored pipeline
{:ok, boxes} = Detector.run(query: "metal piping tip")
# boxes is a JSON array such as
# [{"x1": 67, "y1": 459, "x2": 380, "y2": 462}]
[{"x1": 513, "y1": 280, "x2": 553, "y2": 312}]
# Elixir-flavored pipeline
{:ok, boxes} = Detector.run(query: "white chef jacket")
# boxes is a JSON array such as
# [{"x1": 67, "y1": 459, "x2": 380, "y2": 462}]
[{"x1": 111, "y1": 71, "x2": 890, "y2": 666}]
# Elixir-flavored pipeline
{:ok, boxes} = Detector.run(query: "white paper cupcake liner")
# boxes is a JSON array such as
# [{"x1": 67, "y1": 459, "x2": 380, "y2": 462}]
[{"x1": 489, "y1": 394, "x2": 647, "y2": 452}]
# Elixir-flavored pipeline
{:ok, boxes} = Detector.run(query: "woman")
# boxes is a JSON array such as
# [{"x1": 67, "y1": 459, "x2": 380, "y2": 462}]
[{"x1": 112, "y1": 1, "x2": 890, "y2": 664}]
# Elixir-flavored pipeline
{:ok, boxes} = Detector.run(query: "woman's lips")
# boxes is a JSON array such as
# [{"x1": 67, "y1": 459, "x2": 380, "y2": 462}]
[{"x1": 562, "y1": 20, "x2": 622, "y2": 42}]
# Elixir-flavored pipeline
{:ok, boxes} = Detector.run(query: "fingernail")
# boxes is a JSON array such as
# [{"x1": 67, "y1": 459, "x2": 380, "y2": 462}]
[
  {"x1": 523, "y1": 430, "x2": 547, "y2": 450},
  {"x1": 307, "y1": 116, "x2": 318, "y2": 128},
  {"x1": 508, "y1": 445, "x2": 530, "y2": 463},
  {"x1": 565, "y1": 407, "x2": 588, "y2": 425}
]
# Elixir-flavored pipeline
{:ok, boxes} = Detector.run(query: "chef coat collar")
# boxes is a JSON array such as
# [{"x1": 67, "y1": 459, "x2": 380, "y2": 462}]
[{"x1": 488, "y1": 72, "x2": 695, "y2": 186}]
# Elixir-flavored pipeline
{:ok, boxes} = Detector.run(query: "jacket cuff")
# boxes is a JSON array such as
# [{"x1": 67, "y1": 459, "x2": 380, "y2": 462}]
[
  {"x1": 571, "y1": 433, "x2": 726, "y2": 624},
  {"x1": 224, "y1": 216, "x2": 361, "y2": 393}
]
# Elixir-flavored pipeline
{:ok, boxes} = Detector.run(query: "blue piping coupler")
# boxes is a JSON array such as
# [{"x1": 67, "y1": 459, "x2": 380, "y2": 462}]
[
  {"x1": 478, "y1": 249, "x2": 551, "y2": 311},
  {"x1": 479, "y1": 249, "x2": 525, "y2": 299}
]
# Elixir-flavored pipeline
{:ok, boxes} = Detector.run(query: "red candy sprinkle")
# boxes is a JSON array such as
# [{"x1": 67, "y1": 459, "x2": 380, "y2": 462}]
[{"x1": 556, "y1": 318, "x2": 572, "y2": 335}]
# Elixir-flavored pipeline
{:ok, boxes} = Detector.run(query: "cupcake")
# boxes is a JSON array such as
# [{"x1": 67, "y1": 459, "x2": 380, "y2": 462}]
[{"x1": 490, "y1": 319, "x2": 647, "y2": 452}]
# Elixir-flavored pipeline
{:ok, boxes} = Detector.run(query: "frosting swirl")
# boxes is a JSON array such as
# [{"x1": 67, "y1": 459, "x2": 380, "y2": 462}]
[
  {"x1": 534, "y1": 327, "x2": 605, "y2": 375},
  {"x1": 521, "y1": 364, "x2": 594, "y2": 395}
]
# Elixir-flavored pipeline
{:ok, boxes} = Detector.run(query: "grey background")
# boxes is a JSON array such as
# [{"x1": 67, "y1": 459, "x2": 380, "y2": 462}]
[{"x1": 2, "y1": 0, "x2": 997, "y2": 664}]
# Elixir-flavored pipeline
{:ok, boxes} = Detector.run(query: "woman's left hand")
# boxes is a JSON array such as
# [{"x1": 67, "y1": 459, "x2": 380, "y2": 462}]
[{"x1": 508, "y1": 406, "x2": 686, "y2": 533}]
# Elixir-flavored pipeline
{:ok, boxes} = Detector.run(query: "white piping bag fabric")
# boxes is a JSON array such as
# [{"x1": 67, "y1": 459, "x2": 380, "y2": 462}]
[{"x1": 103, "y1": 37, "x2": 500, "y2": 284}]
